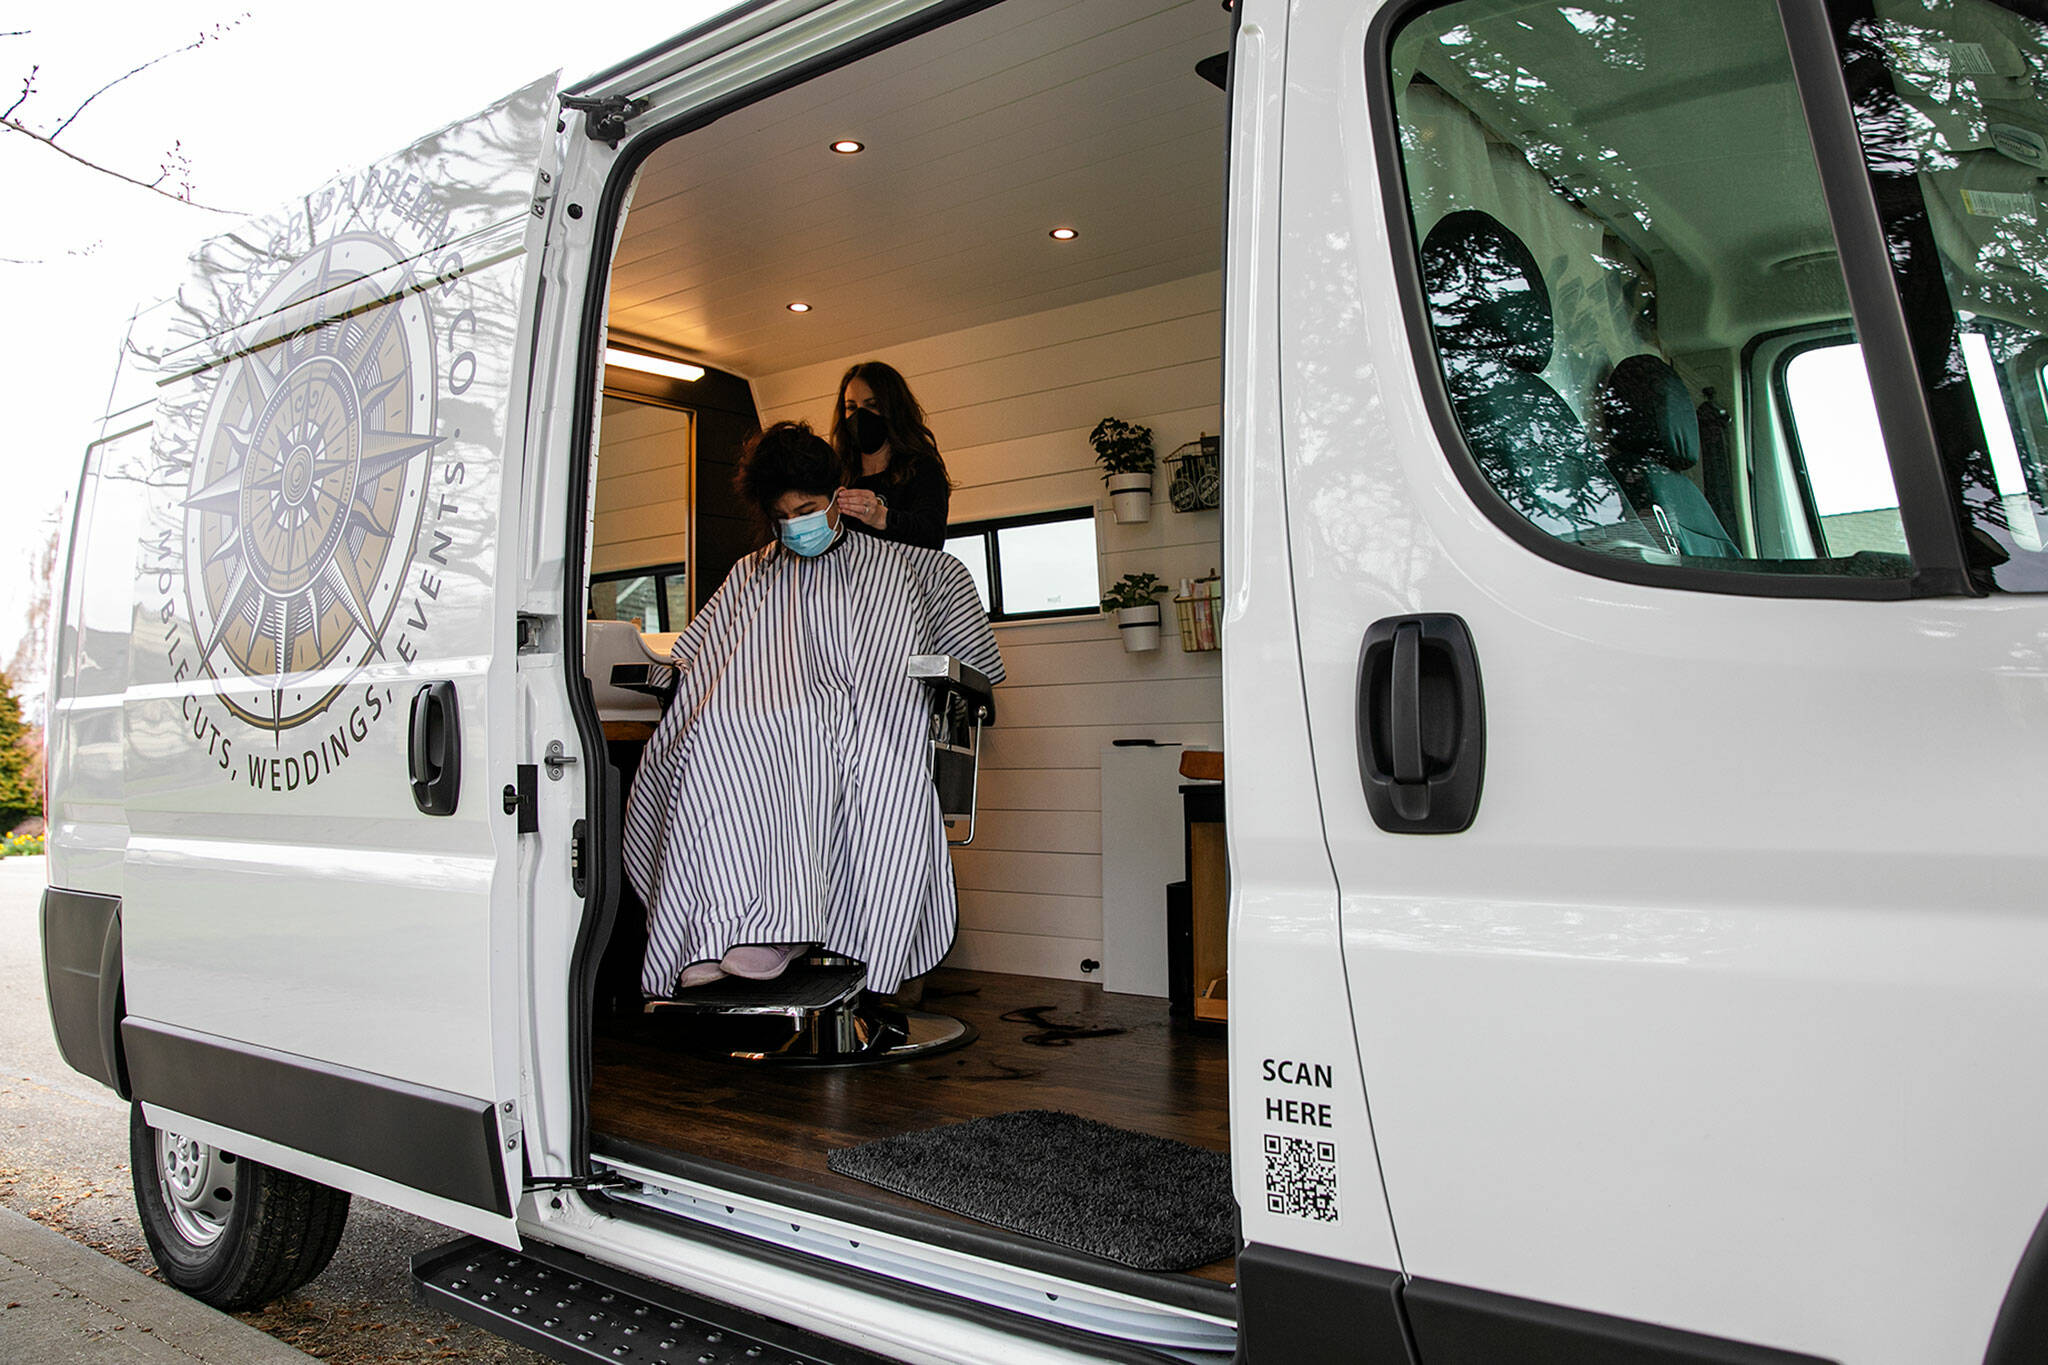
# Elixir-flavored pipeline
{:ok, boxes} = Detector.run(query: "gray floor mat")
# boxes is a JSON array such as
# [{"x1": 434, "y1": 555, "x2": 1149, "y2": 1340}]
[{"x1": 825, "y1": 1109, "x2": 1234, "y2": 1272}]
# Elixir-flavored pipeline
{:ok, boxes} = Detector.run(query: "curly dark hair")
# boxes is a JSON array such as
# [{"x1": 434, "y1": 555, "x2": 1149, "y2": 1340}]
[
  {"x1": 734, "y1": 421, "x2": 840, "y2": 535},
  {"x1": 829, "y1": 360, "x2": 951, "y2": 489}
]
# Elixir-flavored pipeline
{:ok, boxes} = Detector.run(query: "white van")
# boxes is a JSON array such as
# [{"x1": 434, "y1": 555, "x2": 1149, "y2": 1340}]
[{"x1": 38, "y1": 0, "x2": 2048, "y2": 1360}]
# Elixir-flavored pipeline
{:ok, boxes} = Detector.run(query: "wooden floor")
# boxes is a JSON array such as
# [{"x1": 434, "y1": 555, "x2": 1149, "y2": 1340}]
[{"x1": 590, "y1": 968, "x2": 1234, "y2": 1286}]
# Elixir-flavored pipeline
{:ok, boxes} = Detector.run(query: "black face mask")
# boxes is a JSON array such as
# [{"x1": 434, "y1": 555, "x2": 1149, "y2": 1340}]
[{"x1": 847, "y1": 406, "x2": 890, "y2": 456}]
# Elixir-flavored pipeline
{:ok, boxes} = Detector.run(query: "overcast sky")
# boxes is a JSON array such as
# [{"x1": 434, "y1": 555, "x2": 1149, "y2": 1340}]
[{"x1": 0, "y1": 0, "x2": 738, "y2": 710}]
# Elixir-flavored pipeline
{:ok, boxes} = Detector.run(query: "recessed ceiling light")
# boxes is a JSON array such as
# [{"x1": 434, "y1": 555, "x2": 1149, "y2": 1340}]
[
  {"x1": 1049, "y1": 227, "x2": 1079, "y2": 240},
  {"x1": 786, "y1": 301, "x2": 812, "y2": 313},
  {"x1": 603, "y1": 347, "x2": 704, "y2": 382},
  {"x1": 830, "y1": 139, "x2": 864, "y2": 154}
]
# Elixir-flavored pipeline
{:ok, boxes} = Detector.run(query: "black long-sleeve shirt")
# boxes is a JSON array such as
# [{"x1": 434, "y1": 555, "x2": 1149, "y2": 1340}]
[{"x1": 846, "y1": 458, "x2": 953, "y2": 551}]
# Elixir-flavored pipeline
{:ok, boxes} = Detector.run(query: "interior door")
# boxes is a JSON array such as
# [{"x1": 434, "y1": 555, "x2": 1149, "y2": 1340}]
[
  {"x1": 118, "y1": 77, "x2": 560, "y2": 1243},
  {"x1": 1274, "y1": 2, "x2": 2048, "y2": 1362}
]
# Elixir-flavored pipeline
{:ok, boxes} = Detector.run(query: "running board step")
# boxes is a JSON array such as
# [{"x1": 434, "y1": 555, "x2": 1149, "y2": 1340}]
[{"x1": 412, "y1": 1236, "x2": 899, "y2": 1365}]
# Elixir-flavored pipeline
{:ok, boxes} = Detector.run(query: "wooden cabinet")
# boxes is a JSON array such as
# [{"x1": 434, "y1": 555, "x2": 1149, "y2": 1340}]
[{"x1": 1181, "y1": 781, "x2": 1227, "y2": 1024}]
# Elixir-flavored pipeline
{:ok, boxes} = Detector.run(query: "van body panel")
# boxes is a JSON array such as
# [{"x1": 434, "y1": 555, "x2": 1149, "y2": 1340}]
[
  {"x1": 1278, "y1": 2, "x2": 2048, "y2": 1361},
  {"x1": 113, "y1": 76, "x2": 561, "y2": 1239},
  {"x1": 1220, "y1": 1, "x2": 1405, "y2": 1277}
]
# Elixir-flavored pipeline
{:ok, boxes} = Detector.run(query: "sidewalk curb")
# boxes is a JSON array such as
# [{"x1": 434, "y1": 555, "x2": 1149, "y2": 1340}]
[{"x1": 0, "y1": 1205, "x2": 314, "y2": 1362}]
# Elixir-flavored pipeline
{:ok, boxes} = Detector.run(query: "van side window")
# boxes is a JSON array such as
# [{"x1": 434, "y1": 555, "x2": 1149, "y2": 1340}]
[
  {"x1": 1387, "y1": 0, "x2": 1915, "y2": 584},
  {"x1": 1844, "y1": 0, "x2": 2048, "y2": 585}
]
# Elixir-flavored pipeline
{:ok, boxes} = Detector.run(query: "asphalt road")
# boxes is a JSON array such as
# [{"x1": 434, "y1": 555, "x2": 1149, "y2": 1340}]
[{"x1": 0, "y1": 855, "x2": 547, "y2": 1364}]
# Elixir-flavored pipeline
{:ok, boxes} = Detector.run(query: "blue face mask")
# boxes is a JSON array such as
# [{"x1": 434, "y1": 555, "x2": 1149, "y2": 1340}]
[{"x1": 779, "y1": 498, "x2": 841, "y2": 557}]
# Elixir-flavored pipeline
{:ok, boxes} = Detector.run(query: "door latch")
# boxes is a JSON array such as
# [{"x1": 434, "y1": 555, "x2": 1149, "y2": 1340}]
[
  {"x1": 503, "y1": 764, "x2": 539, "y2": 833},
  {"x1": 544, "y1": 740, "x2": 578, "y2": 781},
  {"x1": 1356, "y1": 614, "x2": 1485, "y2": 834}
]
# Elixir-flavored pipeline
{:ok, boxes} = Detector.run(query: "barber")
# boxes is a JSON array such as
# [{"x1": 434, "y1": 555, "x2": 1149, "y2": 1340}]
[{"x1": 830, "y1": 360, "x2": 953, "y2": 550}]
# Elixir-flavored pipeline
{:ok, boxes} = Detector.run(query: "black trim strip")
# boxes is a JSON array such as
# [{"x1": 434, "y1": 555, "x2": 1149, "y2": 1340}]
[
  {"x1": 40, "y1": 887, "x2": 126, "y2": 1096},
  {"x1": 1361, "y1": 0, "x2": 1925, "y2": 599},
  {"x1": 588, "y1": 1178, "x2": 1198, "y2": 1365},
  {"x1": 1237, "y1": 1245, "x2": 1413, "y2": 1364},
  {"x1": 561, "y1": 0, "x2": 1006, "y2": 1184},
  {"x1": 1777, "y1": 0, "x2": 1977, "y2": 595},
  {"x1": 593, "y1": 1133, "x2": 1238, "y2": 1322},
  {"x1": 1402, "y1": 1276, "x2": 1836, "y2": 1365},
  {"x1": 122, "y1": 1018, "x2": 510, "y2": 1216}
]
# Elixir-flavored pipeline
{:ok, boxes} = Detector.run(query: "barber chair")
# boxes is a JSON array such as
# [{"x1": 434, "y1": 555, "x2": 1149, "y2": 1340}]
[{"x1": 643, "y1": 653, "x2": 997, "y2": 1066}]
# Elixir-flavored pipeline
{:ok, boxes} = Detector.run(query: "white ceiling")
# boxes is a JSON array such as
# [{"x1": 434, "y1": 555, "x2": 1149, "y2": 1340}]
[{"x1": 605, "y1": 0, "x2": 1233, "y2": 377}]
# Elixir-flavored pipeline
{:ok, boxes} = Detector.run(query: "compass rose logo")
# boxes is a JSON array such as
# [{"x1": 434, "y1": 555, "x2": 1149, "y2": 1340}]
[{"x1": 183, "y1": 234, "x2": 438, "y2": 732}]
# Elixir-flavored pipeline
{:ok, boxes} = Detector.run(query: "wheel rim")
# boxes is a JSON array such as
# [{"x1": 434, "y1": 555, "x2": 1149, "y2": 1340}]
[{"x1": 154, "y1": 1129, "x2": 233, "y2": 1248}]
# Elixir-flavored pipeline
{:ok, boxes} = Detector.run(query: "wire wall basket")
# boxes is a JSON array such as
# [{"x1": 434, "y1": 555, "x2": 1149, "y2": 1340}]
[
  {"x1": 1166, "y1": 434, "x2": 1221, "y2": 512},
  {"x1": 1174, "y1": 571, "x2": 1223, "y2": 652}
]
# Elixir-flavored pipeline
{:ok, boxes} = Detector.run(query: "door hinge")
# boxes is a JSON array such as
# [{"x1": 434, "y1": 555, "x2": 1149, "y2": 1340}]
[
  {"x1": 571, "y1": 817, "x2": 588, "y2": 897},
  {"x1": 559, "y1": 94, "x2": 648, "y2": 144},
  {"x1": 525, "y1": 1171, "x2": 638, "y2": 1194}
]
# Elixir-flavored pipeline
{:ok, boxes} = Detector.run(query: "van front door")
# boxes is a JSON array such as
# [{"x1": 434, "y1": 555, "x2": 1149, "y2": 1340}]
[
  {"x1": 118, "y1": 77, "x2": 559, "y2": 1243},
  {"x1": 1273, "y1": 1, "x2": 2048, "y2": 1363}
]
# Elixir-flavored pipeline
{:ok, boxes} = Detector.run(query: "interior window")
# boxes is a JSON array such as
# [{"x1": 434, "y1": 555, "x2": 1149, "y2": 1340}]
[
  {"x1": 1852, "y1": 0, "x2": 2048, "y2": 584},
  {"x1": 945, "y1": 510, "x2": 1099, "y2": 623},
  {"x1": 1388, "y1": 0, "x2": 1914, "y2": 581}
]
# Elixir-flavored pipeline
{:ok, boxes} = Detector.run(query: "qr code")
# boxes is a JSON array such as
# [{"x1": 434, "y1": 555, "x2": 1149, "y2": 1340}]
[{"x1": 1264, "y1": 1134, "x2": 1338, "y2": 1221}]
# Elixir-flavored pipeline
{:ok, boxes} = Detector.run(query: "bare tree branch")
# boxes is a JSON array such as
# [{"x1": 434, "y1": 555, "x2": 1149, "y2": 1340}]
[
  {"x1": 52, "y1": 18, "x2": 247, "y2": 138},
  {"x1": 0, "y1": 114, "x2": 240, "y2": 213},
  {"x1": 1, "y1": 17, "x2": 251, "y2": 215},
  {"x1": 3, "y1": 65, "x2": 34, "y2": 122}
]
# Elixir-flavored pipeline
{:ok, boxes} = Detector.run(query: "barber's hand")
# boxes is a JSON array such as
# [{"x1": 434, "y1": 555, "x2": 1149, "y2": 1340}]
[{"x1": 835, "y1": 488, "x2": 887, "y2": 529}]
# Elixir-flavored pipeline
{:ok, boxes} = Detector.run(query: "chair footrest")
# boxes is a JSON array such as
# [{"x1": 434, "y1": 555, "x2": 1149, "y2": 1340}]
[{"x1": 646, "y1": 962, "x2": 866, "y2": 1015}]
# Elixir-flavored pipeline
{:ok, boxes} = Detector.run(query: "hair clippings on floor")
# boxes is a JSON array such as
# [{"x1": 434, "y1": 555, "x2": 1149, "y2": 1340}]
[{"x1": 999, "y1": 1005, "x2": 1127, "y2": 1048}]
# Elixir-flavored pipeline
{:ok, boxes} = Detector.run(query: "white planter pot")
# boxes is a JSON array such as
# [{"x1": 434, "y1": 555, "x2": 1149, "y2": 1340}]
[
  {"x1": 1106, "y1": 471, "x2": 1153, "y2": 524},
  {"x1": 1116, "y1": 603, "x2": 1162, "y2": 652}
]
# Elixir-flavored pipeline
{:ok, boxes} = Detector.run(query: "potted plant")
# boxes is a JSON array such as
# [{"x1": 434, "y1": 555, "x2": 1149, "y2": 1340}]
[
  {"x1": 1091, "y1": 417, "x2": 1156, "y2": 523},
  {"x1": 1102, "y1": 572, "x2": 1169, "y2": 652}
]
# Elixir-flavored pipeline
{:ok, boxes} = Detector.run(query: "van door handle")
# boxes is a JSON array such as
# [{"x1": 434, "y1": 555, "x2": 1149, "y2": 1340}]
[
  {"x1": 409, "y1": 680, "x2": 461, "y2": 816},
  {"x1": 1356, "y1": 615, "x2": 1484, "y2": 834}
]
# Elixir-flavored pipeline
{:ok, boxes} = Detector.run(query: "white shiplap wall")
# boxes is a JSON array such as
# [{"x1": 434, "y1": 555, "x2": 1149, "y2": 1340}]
[
  {"x1": 752, "y1": 272, "x2": 1224, "y2": 980},
  {"x1": 593, "y1": 397, "x2": 693, "y2": 576}
]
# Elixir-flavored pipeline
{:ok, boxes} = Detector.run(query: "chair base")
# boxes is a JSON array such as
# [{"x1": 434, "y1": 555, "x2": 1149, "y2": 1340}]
[{"x1": 644, "y1": 959, "x2": 976, "y2": 1067}]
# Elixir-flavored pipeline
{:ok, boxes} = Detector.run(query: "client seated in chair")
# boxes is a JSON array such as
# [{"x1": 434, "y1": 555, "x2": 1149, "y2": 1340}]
[{"x1": 621, "y1": 420, "x2": 1003, "y2": 1001}]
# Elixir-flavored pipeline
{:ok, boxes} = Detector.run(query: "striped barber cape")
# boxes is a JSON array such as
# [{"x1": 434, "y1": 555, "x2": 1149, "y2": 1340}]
[{"x1": 622, "y1": 530, "x2": 1004, "y2": 996}]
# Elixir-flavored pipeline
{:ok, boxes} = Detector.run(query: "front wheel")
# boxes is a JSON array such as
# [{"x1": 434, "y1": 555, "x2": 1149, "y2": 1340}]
[{"x1": 128, "y1": 1103, "x2": 351, "y2": 1309}]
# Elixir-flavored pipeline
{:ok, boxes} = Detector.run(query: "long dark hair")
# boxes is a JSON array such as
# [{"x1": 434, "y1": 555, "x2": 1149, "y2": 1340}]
[{"x1": 830, "y1": 360, "x2": 950, "y2": 488}]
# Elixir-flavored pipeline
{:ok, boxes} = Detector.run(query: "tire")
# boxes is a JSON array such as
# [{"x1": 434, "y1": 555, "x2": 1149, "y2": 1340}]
[{"x1": 128, "y1": 1103, "x2": 351, "y2": 1309}]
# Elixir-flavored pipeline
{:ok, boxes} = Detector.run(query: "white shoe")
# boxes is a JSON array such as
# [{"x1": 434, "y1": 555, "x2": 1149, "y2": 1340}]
[
  {"x1": 676, "y1": 960, "x2": 728, "y2": 989},
  {"x1": 720, "y1": 943, "x2": 807, "y2": 981}
]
